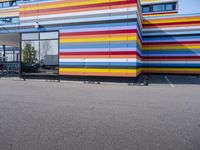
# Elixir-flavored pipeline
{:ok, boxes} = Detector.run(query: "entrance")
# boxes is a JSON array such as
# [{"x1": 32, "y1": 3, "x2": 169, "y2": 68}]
[{"x1": 21, "y1": 31, "x2": 59, "y2": 77}]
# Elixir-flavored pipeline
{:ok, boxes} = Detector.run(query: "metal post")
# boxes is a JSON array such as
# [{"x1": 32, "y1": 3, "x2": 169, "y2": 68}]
[{"x1": 3, "y1": 45, "x2": 5, "y2": 62}]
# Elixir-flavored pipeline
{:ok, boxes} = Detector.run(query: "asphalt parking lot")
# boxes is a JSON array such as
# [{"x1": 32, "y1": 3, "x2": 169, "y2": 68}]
[{"x1": 0, "y1": 75, "x2": 200, "y2": 150}]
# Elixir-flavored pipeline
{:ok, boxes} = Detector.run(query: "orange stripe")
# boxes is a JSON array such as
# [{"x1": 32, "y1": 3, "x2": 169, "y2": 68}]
[{"x1": 60, "y1": 72, "x2": 137, "y2": 77}]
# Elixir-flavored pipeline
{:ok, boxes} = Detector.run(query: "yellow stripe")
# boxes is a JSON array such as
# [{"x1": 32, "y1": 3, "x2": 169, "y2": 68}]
[
  {"x1": 60, "y1": 36, "x2": 137, "y2": 43},
  {"x1": 20, "y1": 0, "x2": 125, "y2": 11},
  {"x1": 59, "y1": 68, "x2": 138, "y2": 74},
  {"x1": 143, "y1": 17, "x2": 200, "y2": 24},
  {"x1": 143, "y1": 12, "x2": 177, "y2": 17}
]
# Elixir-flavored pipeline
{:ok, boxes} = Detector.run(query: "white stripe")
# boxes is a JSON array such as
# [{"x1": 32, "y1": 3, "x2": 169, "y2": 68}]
[
  {"x1": 60, "y1": 48, "x2": 137, "y2": 52},
  {"x1": 60, "y1": 58, "x2": 137, "y2": 62},
  {"x1": 20, "y1": 14, "x2": 137, "y2": 26},
  {"x1": 60, "y1": 26, "x2": 137, "y2": 33}
]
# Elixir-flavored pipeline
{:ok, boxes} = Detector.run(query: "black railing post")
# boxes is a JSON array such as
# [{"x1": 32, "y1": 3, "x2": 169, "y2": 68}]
[{"x1": 3, "y1": 45, "x2": 6, "y2": 62}]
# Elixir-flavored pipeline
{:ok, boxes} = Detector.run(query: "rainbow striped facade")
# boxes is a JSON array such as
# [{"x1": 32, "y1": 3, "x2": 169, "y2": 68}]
[
  {"x1": 19, "y1": 0, "x2": 141, "y2": 77},
  {"x1": 142, "y1": 14, "x2": 200, "y2": 74},
  {"x1": 1, "y1": 0, "x2": 200, "y2": 77}
]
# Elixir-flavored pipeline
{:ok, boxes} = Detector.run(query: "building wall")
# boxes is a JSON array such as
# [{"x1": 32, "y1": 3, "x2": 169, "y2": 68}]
[
  {"x1": 19, "y1": 0, "x2": 141, "y2": 77},
  {"x1": 0, "y1": 0, "x2": 19, "y2": 34},
  {"x1": 0, "y1": 0, "x2": 199, "y2": 77},
  {"x1": 0, "y1": 6, "x2": 18, "y2": 18},
  {"x1": 142, "y1": 14, "x2": 200, "y2": 74}
]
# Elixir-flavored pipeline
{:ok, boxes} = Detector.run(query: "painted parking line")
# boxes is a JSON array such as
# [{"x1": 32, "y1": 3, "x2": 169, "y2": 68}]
[{"x1": 164, "y1": 76, "x2": 175, "y2": 88}]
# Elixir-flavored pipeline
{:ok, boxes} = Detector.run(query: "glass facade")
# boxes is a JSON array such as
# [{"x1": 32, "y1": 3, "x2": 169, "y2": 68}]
[
  {"x1": 0, "y1": 46, "x2": 20, "y2": 62},
  {"x1": 0, "y1": 0, "x2": 19, "y2": 8},
  {"x1": 21, "y1": 32, "x2": 59, "y2": 76}
]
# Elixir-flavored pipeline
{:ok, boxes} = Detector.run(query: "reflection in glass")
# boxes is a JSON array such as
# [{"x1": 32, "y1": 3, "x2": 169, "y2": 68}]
[
  {"x1": 153, "y1": 4, "x2": 165, "y2": 12},
  {"x1": 21, "y1": 32, "x2": 58, "y2": 76},
  {"x1": 39, "y1": 40, "x2": 58, "y2": 74},
  {"x1": 22, "y1": 41, "x2": 40, "y2": 73}
]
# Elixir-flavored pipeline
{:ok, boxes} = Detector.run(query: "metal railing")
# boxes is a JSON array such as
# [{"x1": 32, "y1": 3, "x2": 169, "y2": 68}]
[{"x1": 0, "y1": 61, "x2": 20, "y2": 77}]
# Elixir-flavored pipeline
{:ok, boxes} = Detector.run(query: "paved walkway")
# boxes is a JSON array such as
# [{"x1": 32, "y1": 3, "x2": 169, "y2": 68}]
[{"x1": 0, "y1": 77, "x2": 200, "y2": 150}]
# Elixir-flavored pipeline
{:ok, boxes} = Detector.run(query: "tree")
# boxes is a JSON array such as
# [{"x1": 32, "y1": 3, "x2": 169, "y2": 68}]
[{"x1": 23, "y1": 42, "x2": 38, "y2": 64}]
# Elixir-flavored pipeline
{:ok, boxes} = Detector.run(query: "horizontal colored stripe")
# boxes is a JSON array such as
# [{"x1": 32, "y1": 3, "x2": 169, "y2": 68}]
[{"x1": 60, "y1": 51, "x2": 138, "y2": 56}]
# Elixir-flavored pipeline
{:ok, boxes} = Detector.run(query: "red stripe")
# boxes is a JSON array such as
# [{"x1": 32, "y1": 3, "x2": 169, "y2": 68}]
[
  {"x1": 60, "y1": 29, "x2": 137, "y2": 36},
  {"x1": 20, "y1": 0, "x2": 137, "y2": 15},
  {"x1": 60, "y1": 51, "x2": 138, "y2": 55}
]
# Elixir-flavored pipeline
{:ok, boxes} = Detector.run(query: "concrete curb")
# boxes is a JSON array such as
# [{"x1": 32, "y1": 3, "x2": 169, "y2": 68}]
[{"x1": 0, "y1": 77, "x2": 147, "y2": 86}]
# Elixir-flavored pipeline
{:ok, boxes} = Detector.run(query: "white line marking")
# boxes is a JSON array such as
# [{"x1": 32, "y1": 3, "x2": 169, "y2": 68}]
[{"x1": 164, "y1": 76, "x2": 174, "y2": 88}]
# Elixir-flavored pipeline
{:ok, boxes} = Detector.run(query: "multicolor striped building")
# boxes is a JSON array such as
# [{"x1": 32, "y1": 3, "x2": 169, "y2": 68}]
[{"x1": 0, "y1": 0, "x2": 199, "y2": 78}]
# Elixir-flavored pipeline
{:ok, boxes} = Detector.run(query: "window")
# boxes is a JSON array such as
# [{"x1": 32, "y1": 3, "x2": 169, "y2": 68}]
[
  {"x1": 10, "y1": 1, "x2": 17, "y2": 7},
  {"x1": 142, "y1": 6, "x2": 150, "y2": 13},
  {"x1": 3, "y1": 18, "x2": 12, "y2": 23},
  {"x1": 22, "y1": 41, "x2": 40, "y2": 64},
  {"x1": 40, "y1": 32, "x2": 59, "y2": 40},
  {"x1": 0, "y1": 17, "x2": 19, "y2": 25},
  {"x1": 12, "y1": 17, "x2": 19, "y2": 24},
  {"x1": 0, "y1": 0, "x2": 20, "y2": 8},
  {"x1": 165, "y1": 4, "x2": 173, "y2": 11},
  {"x1": 22, "y1": 33, "x2": 39, "y2": 40},
  {"x1": 0, "y1": 46, "x2": 20, "y2": 62},
  {"x1": 40, "y1": 40, "x2": 58, "y2": 66},
  {"x1": 153, "y1": 4, "x2": 165, "y2": 12},
  {"x1": 21, "y1": 32, "x2": 59, "y2": 76},
  {"x1": 142, "y1": 2, "x2": 177, "y2": 13},
  {"x1": 2, "y1": 2, "x2": 9, "y2": 8}
]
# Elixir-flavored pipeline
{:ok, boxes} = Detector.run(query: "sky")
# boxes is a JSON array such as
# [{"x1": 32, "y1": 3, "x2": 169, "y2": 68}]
[{"x1": 179, "y1": 0, "x2": 200, "y2": 14}]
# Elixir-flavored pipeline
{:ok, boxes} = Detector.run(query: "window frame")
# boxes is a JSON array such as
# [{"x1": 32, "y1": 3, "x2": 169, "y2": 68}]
[{"x1": 20, "y1": 31, "x2": 60, "y2": 77}]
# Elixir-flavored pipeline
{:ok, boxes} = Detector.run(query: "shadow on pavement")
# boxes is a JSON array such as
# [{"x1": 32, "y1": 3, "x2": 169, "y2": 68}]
[{"x1": 143, "y1": 74, "x2": 200, "y2": 85}]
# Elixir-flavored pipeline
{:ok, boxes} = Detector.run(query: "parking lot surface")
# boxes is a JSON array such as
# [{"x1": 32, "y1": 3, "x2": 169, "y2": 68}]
[{"x1": 0, "y1": 75, "x2": 200, "y2": 150}]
